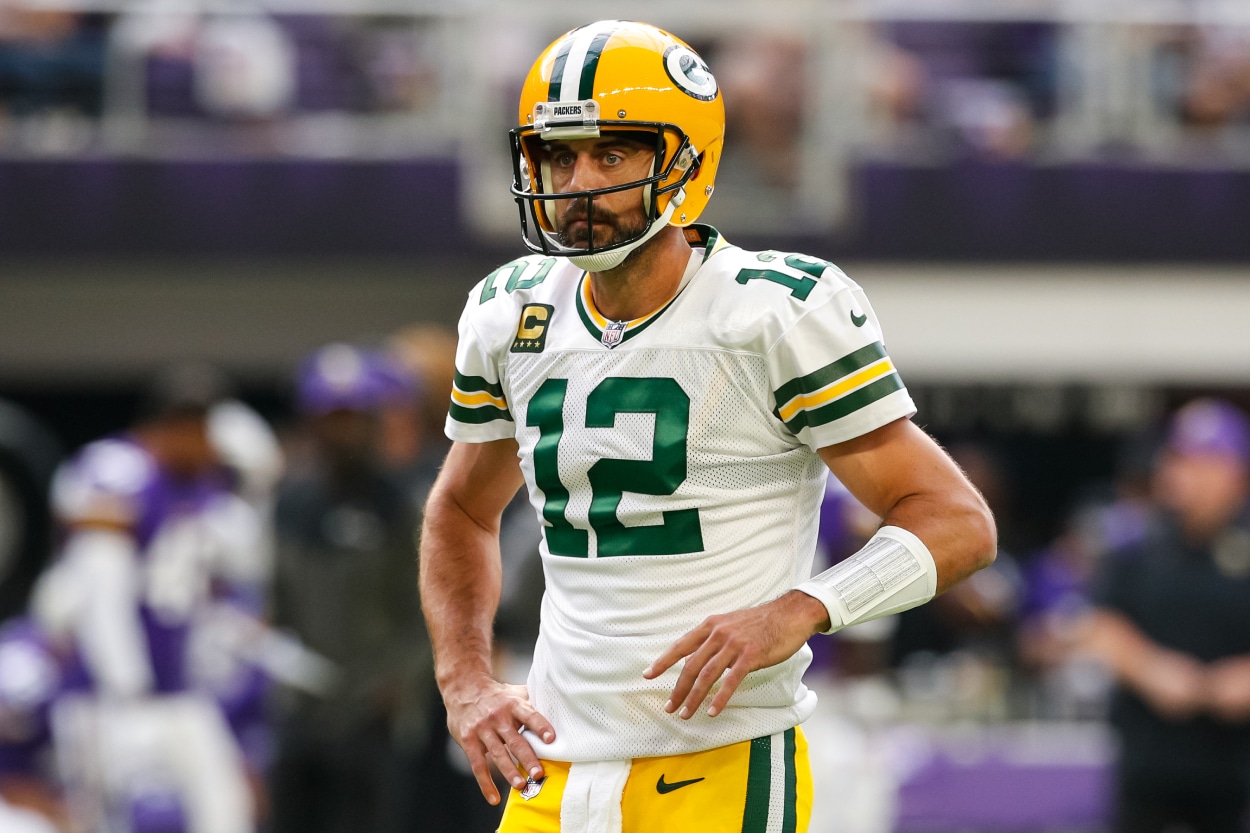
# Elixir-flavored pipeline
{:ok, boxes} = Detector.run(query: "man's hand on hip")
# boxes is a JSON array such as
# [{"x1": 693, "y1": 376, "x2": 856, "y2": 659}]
[
  {"x1": 444, "y1": 675, "x2": 556, "y2": 805},
  {"x1": 644, "y1": 590, "x2": 829, "y2": 720}
]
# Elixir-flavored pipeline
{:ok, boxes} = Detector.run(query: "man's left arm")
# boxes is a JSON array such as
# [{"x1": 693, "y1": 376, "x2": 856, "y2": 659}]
[{"x1": 646, "y1": 417, "x2": 996, "y2": 719}]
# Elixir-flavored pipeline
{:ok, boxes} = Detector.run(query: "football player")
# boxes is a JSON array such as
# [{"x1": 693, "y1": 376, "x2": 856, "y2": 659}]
[
  {"x1": 420, "y1": 21, "x2": 997, "y2": 832},
  {"x1": 30, "y1": 366, "x2": 258, "y2": 833}
]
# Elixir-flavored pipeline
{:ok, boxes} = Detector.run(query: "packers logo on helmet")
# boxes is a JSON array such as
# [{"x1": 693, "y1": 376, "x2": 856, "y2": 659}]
[
  {"x1": 509, "y1": 20, "x2": 726, "y2": 272},
  {"x1": 663, "y1": 45, "x2": 718, "y2": 102}
]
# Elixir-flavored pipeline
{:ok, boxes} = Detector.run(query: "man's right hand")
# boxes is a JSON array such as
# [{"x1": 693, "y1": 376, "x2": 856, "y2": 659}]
[{"x1": 444, "y1": 676, "x2": 557, "y2": 805}]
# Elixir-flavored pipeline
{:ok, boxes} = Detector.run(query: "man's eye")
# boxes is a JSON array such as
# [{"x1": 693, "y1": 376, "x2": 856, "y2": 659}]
[
  {"x1": 604, "y1": 152, "x2": 623, "y2": 165},
  {"x1": 554, "y1": 152, "x2": 574, "y2": 167}
]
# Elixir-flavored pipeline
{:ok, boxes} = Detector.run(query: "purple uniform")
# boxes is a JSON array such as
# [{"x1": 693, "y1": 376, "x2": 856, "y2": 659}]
[
  {"x1": 0, "y1": 619, "x2": 64, "y2": 778},
  {"x1": 49, "y1": 436, "x2": 234, "y2": 694}
]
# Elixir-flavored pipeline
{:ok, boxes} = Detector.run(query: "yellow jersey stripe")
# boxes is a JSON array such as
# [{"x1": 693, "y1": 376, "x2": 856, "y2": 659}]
[
  {"x1": 451, "y1": 387, "x2": 508, "y2": 409},
  {"x1": 777, "y1": 358, "x2": 895, "y2": 422}
]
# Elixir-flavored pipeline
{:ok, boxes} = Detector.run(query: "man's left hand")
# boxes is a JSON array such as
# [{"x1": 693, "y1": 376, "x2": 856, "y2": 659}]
[{"x1": 644, "y1": 590, "x2": 830, "y2": 719}]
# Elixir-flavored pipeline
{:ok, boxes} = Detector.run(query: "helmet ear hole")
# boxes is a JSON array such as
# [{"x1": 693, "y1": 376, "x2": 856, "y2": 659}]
[{"x1": 689, "y1": 152, "x2": 705, "y2": 181}]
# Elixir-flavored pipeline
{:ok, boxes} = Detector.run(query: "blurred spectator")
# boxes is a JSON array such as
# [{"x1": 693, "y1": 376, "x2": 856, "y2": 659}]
[
  {"x1": 0, "y1": 6, "x2": 106, "y2": 118},
  {"x1": 268, "y1": 343, "x2": 444, "y2": 833},
  {"x1": 387, "y1": 325, "x2": 456, "y2": 460},
  {"x1": 885, "y1": 21, "x2": 1058, "y2": 159},
  {"x1": 1083, "y1": 398, "x2": 1250, "y2": 833},
  {"x1": 1162, "y1": 26, "x2": 1250, "y2": 129},
  {"x1": 714, "y1": 32, "x2": 806, "y2": 189},
  {"x1": 27, "y1": 363, "x2": 260, "y2": 833},
  {"x1": 382, "y1": 324, "x2": 462, "y2": 525},
  {"x1": 193, "y1": 13, "x2": 295, "y2": 120}
]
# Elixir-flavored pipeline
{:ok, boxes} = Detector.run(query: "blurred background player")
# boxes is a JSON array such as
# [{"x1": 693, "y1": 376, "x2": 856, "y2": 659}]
[
  {"x1": 28, "y1": 364, "x2": 261, "y2": 833},
  {"x1": 0, "y1": 614, "x2": 68, "y2": 833},
  {"x1": 1083, "y1": 398, "x2": 1250, "y2": 833}
]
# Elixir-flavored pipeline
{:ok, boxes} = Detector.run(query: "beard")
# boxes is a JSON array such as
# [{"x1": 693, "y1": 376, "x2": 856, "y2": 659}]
[{"x1": 555, "y1": 197, "x2": 648, "y2": 250}]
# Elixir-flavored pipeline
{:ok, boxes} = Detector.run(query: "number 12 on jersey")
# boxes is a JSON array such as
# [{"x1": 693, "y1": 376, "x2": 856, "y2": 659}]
[{"x1": 526, "y1": 377, "x2": 704, "y2": 558}]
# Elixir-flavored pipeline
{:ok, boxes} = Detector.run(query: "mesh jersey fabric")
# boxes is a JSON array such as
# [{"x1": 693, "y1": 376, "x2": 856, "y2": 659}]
[{"x1": 445, "y1": 226, "x2": 916, "y2": 761}]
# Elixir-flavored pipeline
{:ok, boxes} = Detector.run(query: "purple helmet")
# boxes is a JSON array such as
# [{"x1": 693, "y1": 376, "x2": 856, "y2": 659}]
[
  {"x1": 1166, "y1": 398, "x2": 1250, "y2": 465},
  {"x1": 295, "y1": 344, "x2": 398, "y2": 415}
]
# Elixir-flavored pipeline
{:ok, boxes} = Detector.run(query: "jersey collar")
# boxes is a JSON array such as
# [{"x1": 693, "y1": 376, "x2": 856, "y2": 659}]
[{"x1": 575, "y1": 230, "x2": 718, "y2": 348}]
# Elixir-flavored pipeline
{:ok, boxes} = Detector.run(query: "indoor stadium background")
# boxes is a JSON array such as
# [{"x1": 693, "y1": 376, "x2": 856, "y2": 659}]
[{"x1": 1, "y1": 1, "x2": 1249, "y2": 832}]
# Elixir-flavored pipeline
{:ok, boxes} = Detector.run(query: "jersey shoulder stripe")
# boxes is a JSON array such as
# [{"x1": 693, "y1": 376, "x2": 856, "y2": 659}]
[
  {"x1": 779, "y1": 361, "x2": 904, "y2": 433},
  {"x1": 450, "y1": 370, "x2": 512, "y2": 425}
]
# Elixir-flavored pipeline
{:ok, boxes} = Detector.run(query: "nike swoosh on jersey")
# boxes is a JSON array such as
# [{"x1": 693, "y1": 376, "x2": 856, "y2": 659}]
[
  {"x1": 850, "y1": 310, "x2": 868, "y2": 327},
  {"x1": 656, "y1": 775, "x2": 706, "y2": 794}
]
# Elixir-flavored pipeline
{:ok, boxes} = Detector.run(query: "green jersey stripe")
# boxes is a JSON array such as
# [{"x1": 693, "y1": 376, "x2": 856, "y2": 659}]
[
  {"x1": 772, "y1": 342, "x2": 888, "y2": 409},
  {"x1": 741, "y1": 735, "x2": 772, "y2": 833},
  {"x1": 782, "y1": 728, "x2": 797, "y2": 833},
  {"x1": 784, "y1": 372, "x2": 904, "y2": 433},
  {"x1": 575, "y1": 285, "x2": 603, "y2": 341},
  {"x1": 453, "y1": 370, "x2": 504, "y2": 398},
  {"x1": 577, "y1": 27, "x2": 615, "y2": 100},
  {"x1": 449, "y1": 401, "x2": 513, "y2": 425}
]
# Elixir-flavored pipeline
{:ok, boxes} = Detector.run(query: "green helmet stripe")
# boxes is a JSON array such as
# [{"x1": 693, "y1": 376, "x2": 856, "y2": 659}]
[
  {"x1": 548, "y1": 21, "x2": 620, "y2": 103},
  {"x1": 547, "y1": 36, "x2": 575, "y2": 102},
  {"x1": 577, "y1": 27, "x2": 616, "y2": 100}
]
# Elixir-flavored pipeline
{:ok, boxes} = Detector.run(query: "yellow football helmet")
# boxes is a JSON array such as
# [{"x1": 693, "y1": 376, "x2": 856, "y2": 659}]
[{"x1": 509, "y1": 20, "x2": 725, "y2": 271}]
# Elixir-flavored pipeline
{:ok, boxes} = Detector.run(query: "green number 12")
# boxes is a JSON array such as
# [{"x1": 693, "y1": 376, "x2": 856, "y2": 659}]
[{"x1": 526, "y1": 376, "x2": 704, "y2": 558}]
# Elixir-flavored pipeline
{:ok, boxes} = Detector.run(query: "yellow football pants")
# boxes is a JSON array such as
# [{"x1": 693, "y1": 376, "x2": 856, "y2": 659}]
[{"x1": 498, "y1": 727, "x2": 811, "y2": 833}]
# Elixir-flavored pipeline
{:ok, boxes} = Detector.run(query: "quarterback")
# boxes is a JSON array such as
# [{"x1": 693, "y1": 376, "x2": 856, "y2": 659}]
[{"x1": 420, "y1": 20, "x2": 996, "y2": 833}]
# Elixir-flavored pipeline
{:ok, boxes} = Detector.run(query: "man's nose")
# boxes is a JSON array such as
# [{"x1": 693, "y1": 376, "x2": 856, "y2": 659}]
[{"x1": 565, "y1": 153, "x2": 606, "y2": 192}]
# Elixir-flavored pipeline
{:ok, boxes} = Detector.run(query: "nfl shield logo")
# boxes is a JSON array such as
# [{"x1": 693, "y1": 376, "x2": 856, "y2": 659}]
[
  {"x1": 520, "y1": 776, "x2": 547, "y2": 800},
  {"x1": 602, "y1": 320, "x2": 627, "y2": 348}
]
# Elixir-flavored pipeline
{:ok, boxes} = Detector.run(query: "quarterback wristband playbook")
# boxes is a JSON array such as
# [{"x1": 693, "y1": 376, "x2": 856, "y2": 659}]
[{"x1": 794, "y1": 526, "x2": 938, "y2": 635}]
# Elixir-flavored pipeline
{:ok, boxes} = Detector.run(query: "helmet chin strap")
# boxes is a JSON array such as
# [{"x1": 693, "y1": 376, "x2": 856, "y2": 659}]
[{"x1": 567, "y1": 193, "x2": 680, "y2": 273}]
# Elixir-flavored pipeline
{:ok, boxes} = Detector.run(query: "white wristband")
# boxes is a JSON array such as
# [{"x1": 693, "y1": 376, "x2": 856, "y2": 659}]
[{"x1": 794, "y1": 525, "x2": 938, "y2": 635}]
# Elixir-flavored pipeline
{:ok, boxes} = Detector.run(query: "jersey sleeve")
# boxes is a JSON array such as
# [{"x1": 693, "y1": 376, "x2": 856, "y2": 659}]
[
  {"x1": 766, "y1": 268, "x2": 916, "y2": 451},
  {"x1": 444, "y1": 286, "x2": 516, "y2": 444}
]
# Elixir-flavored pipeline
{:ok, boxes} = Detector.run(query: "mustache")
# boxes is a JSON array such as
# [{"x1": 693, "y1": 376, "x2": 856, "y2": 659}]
[
  {"x1": 560, "y1": 201, "x2": 620, "y2": 227},
  {"x1": 558, "y1": 201, "x2": 623, "y2": 246}
]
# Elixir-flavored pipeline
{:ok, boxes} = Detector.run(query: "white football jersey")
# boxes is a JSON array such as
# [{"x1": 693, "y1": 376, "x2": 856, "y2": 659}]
[{"x1": 446, "y1": 226, "x2": 916, "y2": 762}]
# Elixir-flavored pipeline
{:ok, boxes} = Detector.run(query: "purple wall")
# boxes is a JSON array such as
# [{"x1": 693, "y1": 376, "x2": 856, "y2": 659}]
[{"x1": 2, "y1": 157, "x2": 1248, "y2": 261}]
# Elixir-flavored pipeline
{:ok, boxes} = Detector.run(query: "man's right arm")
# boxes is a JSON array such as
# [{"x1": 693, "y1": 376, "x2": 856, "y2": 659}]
[
  {"x1": 32, "y1": 526, "x2": 154, "y2": 698},
  {"x1": 419, "y1": 438, "x2": 556, "y2": 805}
]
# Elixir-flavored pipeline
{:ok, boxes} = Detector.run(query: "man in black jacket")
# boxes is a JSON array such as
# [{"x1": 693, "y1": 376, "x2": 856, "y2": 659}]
[{"x1": 1086, "y1": 398, "x2": 1250, "y2": 833}]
